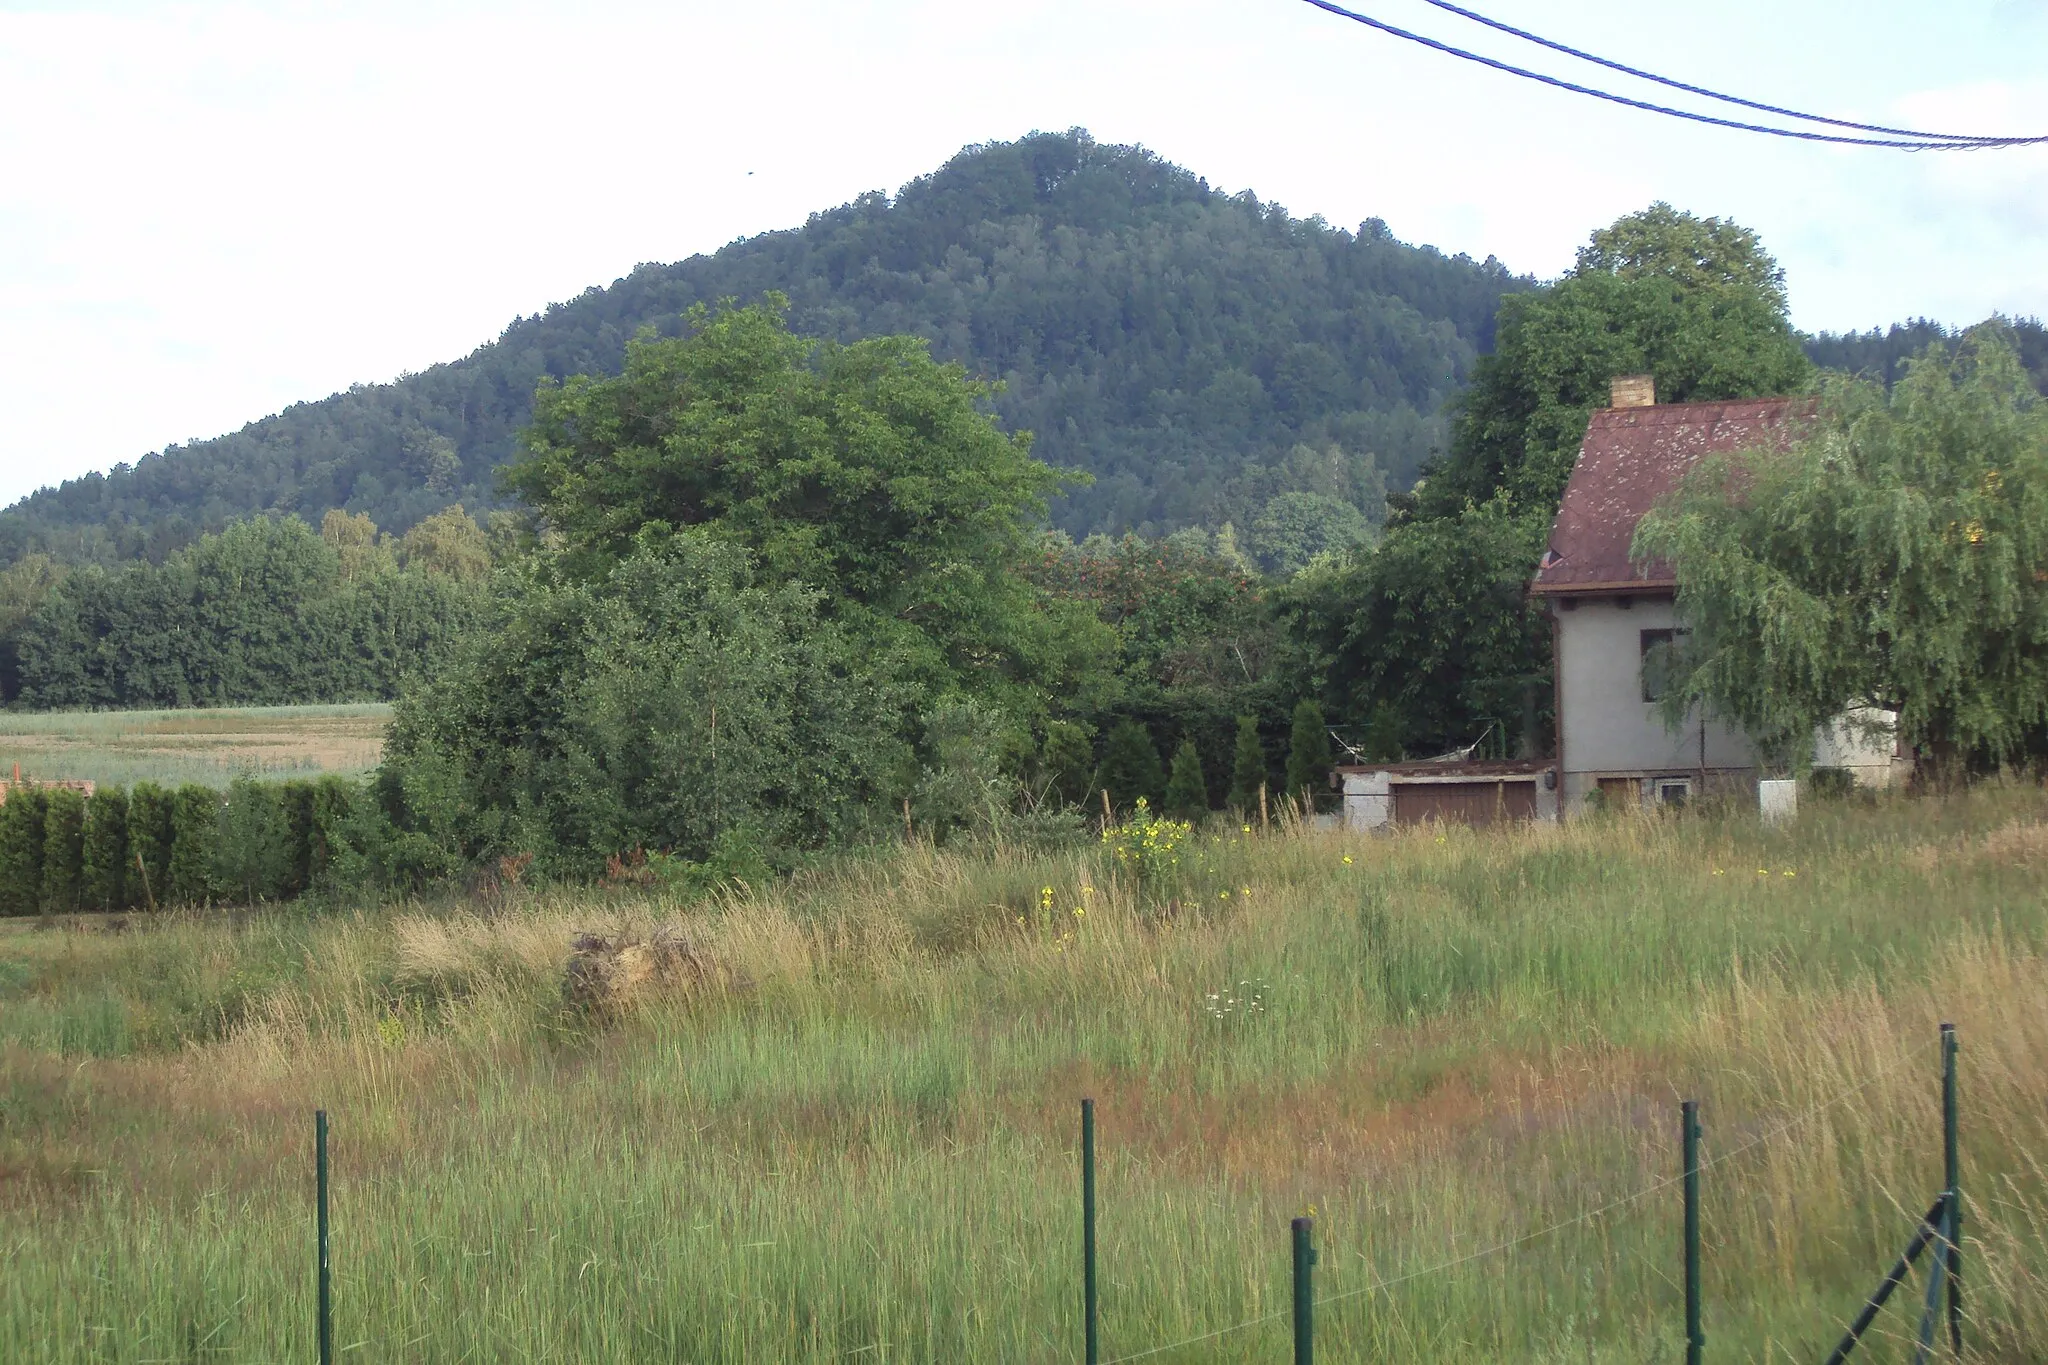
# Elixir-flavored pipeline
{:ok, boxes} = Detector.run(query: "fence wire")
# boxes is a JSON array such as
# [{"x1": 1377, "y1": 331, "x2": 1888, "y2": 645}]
[{"x1": 1097, "y1": 1034, "x2": 1939, "y2": 1364}]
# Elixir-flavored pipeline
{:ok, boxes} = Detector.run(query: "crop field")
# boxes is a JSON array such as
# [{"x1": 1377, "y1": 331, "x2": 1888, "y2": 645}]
[
  {"x1": 0, "y1": 704, "x2": 390, "y2": 790},
  {"x1": 1, "y1": 789, "x2": 2045, "y2": 1361}
]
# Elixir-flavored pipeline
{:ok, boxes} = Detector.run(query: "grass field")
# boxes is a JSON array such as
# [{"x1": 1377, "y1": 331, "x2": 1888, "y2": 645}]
[
  {"x1": 0, "y1": 703, "x2": 390, "y2": 789},
  {"x1": 1, "y1": 789, "x2": 2045, "y2": 1361}
]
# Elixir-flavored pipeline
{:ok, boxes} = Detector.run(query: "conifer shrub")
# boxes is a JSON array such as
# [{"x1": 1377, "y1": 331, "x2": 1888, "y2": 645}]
[
  {"x1": 1092, "y1": 721, "x2": 1165, "y2": 814},
  {"x1": 216, "y1": 778, "x2": 290, "y2": 905},
  {"x1": 1164, "y1": 739, "x2": 1211, "y2": 820},
  {"x1": 308, "y1": 775, "x2": 362, "y2": 890},
  {"x1": 1228, "y1": 715, "x2": 1267, "y2": 814},
  {"x1": 1037, "y1": 721, "x2": 1096, "y2": 808},
  {"x1": 80, "y1": 787, "x2": 130, "y2": 912},
  {"x1": 1286, "y1": 700, "x2": 1334, "y2": 810},
  {"x1": 167, "y1": 785, "x2": 222, "y2": 906},
  {"x1": 127, "y1": 782, "x2": 174, "y2": 911},
  {"x1": 279, "y1": 780, "x2": 318, "y2": 897},
  {"x1": 0, "y1": 788, "x2": 49, "y2": 916},
  {"x1": 40, "y1": 787, "x2": 87, "y2": 914}
]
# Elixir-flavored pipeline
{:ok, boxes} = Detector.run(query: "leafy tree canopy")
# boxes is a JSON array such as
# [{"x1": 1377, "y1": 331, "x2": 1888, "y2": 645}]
[
  {"x1": 1417, "y1": 202, "x2": 1812, "y2": 518},
  {"x1": 4, "y1": 512, "x2": 489, "y2": 708},
  {"x1": 504, "y1": 300, "x2": 1113, "y2": 726},
  {"x1": 378, "y1": 529, "x2": 912, "y2": 875},
  {"x1": 1636, "y1": 328, "x2": 2048, "y2": 770}
]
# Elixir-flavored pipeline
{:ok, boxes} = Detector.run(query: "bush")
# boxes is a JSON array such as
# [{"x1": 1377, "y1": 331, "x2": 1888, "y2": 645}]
[
  {"x1": 81, "y1": 787, "x2": 129, "y2": 911},
  {"x1": 308, "y1": 775, "x2": 363, "y2": 890},
  {"x1": 1093, "y1": 721, "x2": 1165, "y2": 815},
  {"x1": 1037, "y1": 721, "x2": 1095, "y2": 808},
  {"x1": 1228, "y1": 714, "x2": 1266, "y2": 814},
  {"x1": 1164, "y1": 739, "x2": 1210, "y2": 820},
  {"x1": 216, "y1": 777, "x2": 291, "y2": 904},
  {"x1": 378, "y1": 531, "x2": 913, "y2": 878},
  {"x1": 0, "y1": 788, "x2": 48, "y2": 916},
  {"x1": 167, "y1": 785, "x2": 221, "y2": 906},
  {"x1": 1100, "y1": 797, "x2": 1192, "y2": 886},
  {"x1": 278, "y1": 780, "x2": 317, "y2": 897},
  {"x1": 127, "y1": 782, "x2": 174, "y2": 911},
  {"x1": 40, "y1": 788, "x2": 86, "y2": 914},
  {"x1": 1286, "y1": 699, "x2": 1334, "y2": 809}
]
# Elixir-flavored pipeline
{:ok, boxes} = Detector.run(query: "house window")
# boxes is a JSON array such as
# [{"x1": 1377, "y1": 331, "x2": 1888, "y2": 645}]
[
  {"x1": 1654, "y1": 777, "x2": 1692, "y2": 807},
  {"x1": 1639, "y1": 628, "x2": 1689, "y2": 703}
]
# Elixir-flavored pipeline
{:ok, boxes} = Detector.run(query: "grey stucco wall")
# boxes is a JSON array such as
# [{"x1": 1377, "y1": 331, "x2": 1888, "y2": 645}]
[{"x1": 1554, "y1": 596, "x2": 1758, "y2": 812}]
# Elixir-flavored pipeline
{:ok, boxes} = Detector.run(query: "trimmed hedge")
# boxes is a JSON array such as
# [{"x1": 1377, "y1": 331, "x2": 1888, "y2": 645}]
[
  {"x1": 167, "y1": 785, "x2": 221, "y2": 907},
  {"x1": 41, "y1": 788, "x2": 86, "y2": 914},
  {"x1": 0, "y1": 788, "x2": 48, "y2": 915},
  {"x1": 128, "y1": 782, "x2": 173, "y2": 911},
  {"x1": 81, "y1": 786, "x2": 129, "y2": 911},
  {"x1": 1, "y1": 775, "x2": 374, "y2": 914}
]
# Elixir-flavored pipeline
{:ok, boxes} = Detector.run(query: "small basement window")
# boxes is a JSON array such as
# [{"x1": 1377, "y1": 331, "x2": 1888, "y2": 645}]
[{"x1": 1639, "y1": 628, "x2": 1690, "y2": 703}]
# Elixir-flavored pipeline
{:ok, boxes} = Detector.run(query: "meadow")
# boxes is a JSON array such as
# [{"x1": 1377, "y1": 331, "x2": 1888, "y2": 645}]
[
  {"x1": 0, "y1": 704, "x2": 389, "y2": 789},
  {"x1": 1, "y1": 788, "x2": 2045, "y2": 1362}
]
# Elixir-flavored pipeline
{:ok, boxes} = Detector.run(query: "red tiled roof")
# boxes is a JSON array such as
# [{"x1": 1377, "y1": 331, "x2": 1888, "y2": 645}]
[{"x1": 1529, "y1": 395, "x2": 1816, "y2": 593}]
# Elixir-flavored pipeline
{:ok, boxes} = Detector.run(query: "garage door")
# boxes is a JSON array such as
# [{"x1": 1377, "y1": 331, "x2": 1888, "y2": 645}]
[{"x1": 1392, "y1": 780, "x2": 1537, "y2": 826}]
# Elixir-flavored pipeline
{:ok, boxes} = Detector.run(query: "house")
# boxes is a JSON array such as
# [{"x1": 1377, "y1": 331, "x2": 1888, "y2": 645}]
[
  {"x1": 1338, "y1": 374, "x2": 1899, "y2": 830},
  {"x1": 1528, "y1": 375, "x2": 1899, "y2": 816}
]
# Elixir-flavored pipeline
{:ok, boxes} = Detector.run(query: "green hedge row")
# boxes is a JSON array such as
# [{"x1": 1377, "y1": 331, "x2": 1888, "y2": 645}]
[{"x1": 0, "y1": 775, "x2": 366, "y2": 915}]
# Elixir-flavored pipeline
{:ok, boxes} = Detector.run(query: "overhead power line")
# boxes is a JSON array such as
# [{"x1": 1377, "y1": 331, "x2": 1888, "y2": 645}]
[
  {"x1": 1414, "y1": 0, "x2": 2031, "y2": 144},
  {"x1": 1295, "y1": 0, "x2": 2048, "y2": 150}
]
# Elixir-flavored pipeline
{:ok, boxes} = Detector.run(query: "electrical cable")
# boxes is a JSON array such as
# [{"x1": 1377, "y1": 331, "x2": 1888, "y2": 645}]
[
  {"x1": 1413, "y1": 0, "x2": 2035, "y2": 145},
  {"x1": 1293, "y1": 0, "x2": 2048, "y2": 150}
]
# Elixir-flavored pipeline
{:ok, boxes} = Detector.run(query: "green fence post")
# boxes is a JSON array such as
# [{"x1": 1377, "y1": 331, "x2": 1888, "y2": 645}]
[
  {"x1": 1291, "y1": 1216, "x2": 1315, "y2": 1365},
  {"x1": 1082, "y1": 1098, "x2": 1098, "y2": 1365},
  {"x1": 316, "y1": 1109, "x2": 332, "y2": 1365},
  {"x1": 1942, "y1": 1023, "x2": 1961, "y2": 1356},
  {"x1": 1683, "y1": 1099, "x2": 1703, "y2": 1365}
]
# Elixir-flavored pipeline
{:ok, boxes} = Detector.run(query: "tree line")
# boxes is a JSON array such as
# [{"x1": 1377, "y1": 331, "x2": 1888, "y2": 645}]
[
  {"x1": 0, "y1": 507, "x2": 496, "y2": 707},
  {"x1": 0, "y1": 776, "x2": 365, "y2": 914}
]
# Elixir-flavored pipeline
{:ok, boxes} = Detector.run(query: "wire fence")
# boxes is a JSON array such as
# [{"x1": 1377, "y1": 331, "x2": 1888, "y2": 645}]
[
  {"x1": 296, "y1": 1027, "x2": 1967, "y2": 1364},
  {"x1": 1089, "y1": 1028, "x2": 1958, "y2": 1365}
]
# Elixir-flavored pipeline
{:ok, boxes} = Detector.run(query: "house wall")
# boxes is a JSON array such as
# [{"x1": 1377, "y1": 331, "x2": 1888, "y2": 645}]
[{"x1": 1553, "y1": 595, "x2": 1759, "y2": 814}]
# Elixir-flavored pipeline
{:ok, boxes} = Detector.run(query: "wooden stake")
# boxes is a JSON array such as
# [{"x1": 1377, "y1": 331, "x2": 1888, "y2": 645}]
[
  {"x1": 1259, "y1": 781, "x2": 1269, "y2": 832},
  {"x1": 1101, "y1": 788, "x2": 1113, "y2": 828},
  {"x1": 902, "y1": 797, "x2": 914, "y2": 843}
]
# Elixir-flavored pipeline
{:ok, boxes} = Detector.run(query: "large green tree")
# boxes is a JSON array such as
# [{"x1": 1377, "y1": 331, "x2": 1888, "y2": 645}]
[
  {"x1": 1293, "y1": 204, "x2": 1813, "y2": 758},
  {"x1": 1416, "y1": 202, "x2": 1811, "y2": 518},
  {"x1": 504, "y1": 300, "x2": 1110, "y2": 726},
  {"x1": 379, "y1": 530, "x2": 913, "y2": 876},
  {"x1": 1635, "y1": 329, "x2": 2048, "y2": 770}
]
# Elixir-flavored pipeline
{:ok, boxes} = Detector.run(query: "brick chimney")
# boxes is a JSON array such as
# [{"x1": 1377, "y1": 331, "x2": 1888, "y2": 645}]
[{"x1": 1610, "y1": 374, "x2": 1656, "y2": 408}]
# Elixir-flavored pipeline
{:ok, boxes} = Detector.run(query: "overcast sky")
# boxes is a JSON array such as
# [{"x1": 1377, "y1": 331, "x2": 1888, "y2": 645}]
[{"x1": 2, "y1": 0, "x2": 2044, "y2": 508}]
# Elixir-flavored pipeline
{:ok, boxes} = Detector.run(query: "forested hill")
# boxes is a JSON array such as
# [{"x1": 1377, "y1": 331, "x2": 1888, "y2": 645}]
[{"x1": 0, "y1": 130, "x2": 1530, "y2": 568}]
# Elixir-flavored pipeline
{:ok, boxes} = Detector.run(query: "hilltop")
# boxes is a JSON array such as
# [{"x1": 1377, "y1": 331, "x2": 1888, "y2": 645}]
[{"x1": 0, "y1": 130, "x2": 1529, "y2": 566}]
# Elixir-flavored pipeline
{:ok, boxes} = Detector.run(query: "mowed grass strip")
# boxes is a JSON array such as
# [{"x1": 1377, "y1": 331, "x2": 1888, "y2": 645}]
[
  {"x1": 1, "y1": 788, "x2": 2045, "y2": 1361},
  {"x1": 0, "y1": 703, "x2": 390, "y2": 788}
]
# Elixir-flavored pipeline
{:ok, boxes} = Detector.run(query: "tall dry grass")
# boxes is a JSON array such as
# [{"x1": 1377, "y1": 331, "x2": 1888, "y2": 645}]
[{"x1": 1, "y1": 785, "x2": 2045, "y2": 1360}]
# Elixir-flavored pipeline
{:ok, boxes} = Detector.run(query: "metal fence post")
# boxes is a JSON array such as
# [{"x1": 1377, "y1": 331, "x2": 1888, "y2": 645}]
[
  {"x1": 1683, "y1": 1100, "x2": 1703, "y2": 1365},
  {"x1": 1291, "y1": 1216, "x2": 1315, "y2": 1365},
  {"x1": 1082, "y1": 1098, "x2": 1098, "y2": 1365},
  {"x1": 316, "y1": 1109, "x2": 332, "y2": 1365},
  {"x1": 1942, "y1": 1023, "x2": 1962, "y2": 1355}
]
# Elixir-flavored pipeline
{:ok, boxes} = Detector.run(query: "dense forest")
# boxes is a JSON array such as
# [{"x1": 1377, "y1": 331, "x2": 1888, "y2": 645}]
[{"x1": 0, "y1": 130, "x2": 1528, "y2": 569}]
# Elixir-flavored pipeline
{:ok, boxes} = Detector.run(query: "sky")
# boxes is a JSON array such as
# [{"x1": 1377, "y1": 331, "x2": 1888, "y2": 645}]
[{"x1": 2, "y1": 0, "x2": 2045, "y2": 508}]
